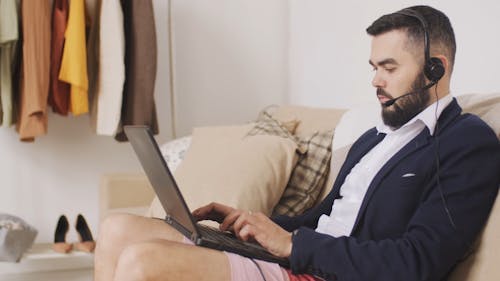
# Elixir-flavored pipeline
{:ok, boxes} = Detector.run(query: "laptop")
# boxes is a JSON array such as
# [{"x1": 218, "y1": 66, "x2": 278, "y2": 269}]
[{"x1": 124, "y1": 125, "x2": 290, "y2": 267}]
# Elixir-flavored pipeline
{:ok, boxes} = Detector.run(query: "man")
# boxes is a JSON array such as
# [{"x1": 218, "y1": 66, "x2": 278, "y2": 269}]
[{"x1": 94, "y1": 5, "x2": 500, "y2": 281}]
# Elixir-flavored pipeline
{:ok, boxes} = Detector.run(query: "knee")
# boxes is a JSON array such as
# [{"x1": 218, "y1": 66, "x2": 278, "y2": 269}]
[
  {"x1": 114, "y1": 243, "x2": 158, "y2": 281},
  {"x1": 97, "y1": 213, "x2": 137, "y2": 245}
]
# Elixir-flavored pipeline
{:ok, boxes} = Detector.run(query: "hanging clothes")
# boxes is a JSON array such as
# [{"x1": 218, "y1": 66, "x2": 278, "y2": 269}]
[
  {"x1": 87, "y1": 0, "x2": 100, "y2": 132},
  {"x1": 115, "y1": 0, "x2": 158, "y2": 142},
  {"x1": 0, "y1": 0, "x2": 19, "y2": 127},
  {"x1": 49, "y1": 0, "x2": 71, "y2": 115},
  {"x1": 16, "y1": 0, "x2": 51, "y2": 141},
  {"x1": 58, "y1": 0, "x2": 89, "y2": 116},
  {"x1": 89, "y1": 0, "x2": 126, "y2": 136}
]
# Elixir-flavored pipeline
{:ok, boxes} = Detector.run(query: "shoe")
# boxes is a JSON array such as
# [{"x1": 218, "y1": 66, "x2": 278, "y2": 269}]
[
  {"x1": 74, "y1": 214, "x2": 96, "y2": 253},
  {"x1": 53, "y1": 215, "x2": 73, "y2": 253}
]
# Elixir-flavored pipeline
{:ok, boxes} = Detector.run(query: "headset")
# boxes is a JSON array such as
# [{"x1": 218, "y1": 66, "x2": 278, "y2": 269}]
[
  {"x1": 395, "y1": 8, "x2": 458, "y2": 231},
  {"x1": 396, "y1": 8, "x2": 445, "y2": 83}
]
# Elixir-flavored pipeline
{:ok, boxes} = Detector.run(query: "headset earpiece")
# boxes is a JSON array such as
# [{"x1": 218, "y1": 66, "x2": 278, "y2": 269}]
[{"x1": 425, "y1": 57, "x2": 445, "y2": 82}]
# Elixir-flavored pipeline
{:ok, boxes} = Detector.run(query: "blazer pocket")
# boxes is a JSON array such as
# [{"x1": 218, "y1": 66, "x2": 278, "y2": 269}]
[
  {"x1": 397, "y1": 175, "x2": 420, "y2": 188},
  {"x1": 386, "y1": 173, "x2": 420, "y2": 189}
]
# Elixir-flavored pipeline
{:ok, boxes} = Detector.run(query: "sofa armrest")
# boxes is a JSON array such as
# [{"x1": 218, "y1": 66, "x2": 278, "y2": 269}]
[{"x1": 99, "y1": 173, "x2": 155, "y2": 221}]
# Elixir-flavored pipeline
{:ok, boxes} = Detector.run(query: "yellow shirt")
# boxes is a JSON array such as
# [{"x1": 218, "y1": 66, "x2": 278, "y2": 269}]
[{"x1": 58, "y1": 0, "x2": 88, "y2": 115}]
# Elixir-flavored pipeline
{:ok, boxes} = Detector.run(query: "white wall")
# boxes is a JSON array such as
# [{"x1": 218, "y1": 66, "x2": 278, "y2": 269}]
[
  {"x1": 171, "y1": 0, "x2": 289, "y2": 137},
  {"x1": 288, "y1": 0, "x2": 500, "y2": 108}
]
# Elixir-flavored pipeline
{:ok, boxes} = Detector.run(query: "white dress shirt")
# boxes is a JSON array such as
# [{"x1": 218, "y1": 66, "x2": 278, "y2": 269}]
[{"x1": 315, "y1": 94, "x2": 453, "y2": 237}]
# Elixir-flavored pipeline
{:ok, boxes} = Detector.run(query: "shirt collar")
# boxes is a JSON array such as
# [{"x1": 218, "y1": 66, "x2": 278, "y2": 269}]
[{"x1": 376, "y1": 94, "x2": 453, "y2": 136}]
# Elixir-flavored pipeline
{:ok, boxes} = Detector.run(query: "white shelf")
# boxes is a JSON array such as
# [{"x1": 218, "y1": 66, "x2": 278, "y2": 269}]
[{"x1": 0, "y1": 243, "x2": 93, "y2": 276}]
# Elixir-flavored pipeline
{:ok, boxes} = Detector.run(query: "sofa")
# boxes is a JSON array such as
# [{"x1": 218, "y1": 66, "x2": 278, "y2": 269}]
[{"x1": 100, "y1": 92, "x2": 500, "y2": 281}]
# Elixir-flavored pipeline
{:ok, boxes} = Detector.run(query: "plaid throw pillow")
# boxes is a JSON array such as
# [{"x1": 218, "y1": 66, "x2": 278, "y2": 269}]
[
  {"x1": 272, "y1": 129, "x2": 334, "y2": 216},
  {"x1": 247, "y1": 112, "x2": 307, "y2": 153}
]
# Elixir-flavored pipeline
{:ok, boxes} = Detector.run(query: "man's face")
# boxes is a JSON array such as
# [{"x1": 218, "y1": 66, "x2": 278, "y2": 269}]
[{"x1": 369, "y1": 30, "x2": 430, "y2": 129}]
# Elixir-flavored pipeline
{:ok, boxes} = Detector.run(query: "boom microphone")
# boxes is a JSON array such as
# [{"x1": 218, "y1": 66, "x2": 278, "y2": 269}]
[{"x1": 383, "y1": 81, "x2": 437, "y2": 107}]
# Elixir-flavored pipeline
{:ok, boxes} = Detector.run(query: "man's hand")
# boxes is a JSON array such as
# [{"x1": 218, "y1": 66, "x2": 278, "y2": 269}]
[
  {"x1": 193, "y1": 203, "x2": 292, "y2": 258},
  {"x1": 222, "y1": 210, "x2": 292, "y2": 258},
  {"x1": 192, "y1": 202, "x2": 235, "y2": 224}
]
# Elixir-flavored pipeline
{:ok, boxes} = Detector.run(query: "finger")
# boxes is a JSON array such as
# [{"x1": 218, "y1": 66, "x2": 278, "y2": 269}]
[
  {"x1": 220, "y1": 210, "x2": 243, "y2": 231},
  {"x1": 212, "y1": 202, "x2": 236, "y2": 215},
  {"x1": 239, "y1": 224, "x2": 255, "y2": 242},
  {"x1": 192, "y1": 204, "x2": 212, "y2": 220},
  {"x1": 212, "y1": 203, "x2": 238, "y2": 222},
  {"x1": 238, "y1": 214, "x2": 270, "y2": 245},
  {"x1": 232, "y1": 212, "x2": 256, "y2": 239},
  {"x1": 194, "y1": 203, "x2": 235, "y2": 223}
]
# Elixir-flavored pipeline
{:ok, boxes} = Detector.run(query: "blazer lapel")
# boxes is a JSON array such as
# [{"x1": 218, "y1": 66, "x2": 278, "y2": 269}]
[{"x1": 333, "y1": 129, "x2": 386, "y2": 195}]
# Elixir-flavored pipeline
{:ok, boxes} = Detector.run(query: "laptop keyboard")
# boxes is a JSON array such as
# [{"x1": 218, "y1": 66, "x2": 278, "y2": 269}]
[
  {"x1": 197, "y1": 224, "x2": 264, "y2": 251},
  {"x1": 195, "y1": 223, "x2": 289, "y2": 267}
]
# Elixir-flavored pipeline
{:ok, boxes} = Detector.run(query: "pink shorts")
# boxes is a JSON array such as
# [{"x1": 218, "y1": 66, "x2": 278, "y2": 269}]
[
  {"x1": 224, "y1": 251, "x2": 289, "y2": 281},
  {"x1": 183, "y1": 237, "x2": 321, "y2": 281}
]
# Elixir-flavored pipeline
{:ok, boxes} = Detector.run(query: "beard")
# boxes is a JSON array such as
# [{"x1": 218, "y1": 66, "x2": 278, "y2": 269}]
[{"x1": 379, "y1": 73, "x2": 430, "y2": 129}]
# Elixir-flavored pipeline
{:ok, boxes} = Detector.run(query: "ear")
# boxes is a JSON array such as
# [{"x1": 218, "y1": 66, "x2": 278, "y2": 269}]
[{"x1": 433, "y1": 55, "x2": 450, "y2": 75}]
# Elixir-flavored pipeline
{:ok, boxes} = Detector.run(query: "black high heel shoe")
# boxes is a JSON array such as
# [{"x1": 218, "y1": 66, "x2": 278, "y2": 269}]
[
  {"x1": 53, "y1": 215, "x2": 73, "y2": 253},
  {"x1": 74, "y1": 214, "x2": 96, "y2": 253}
]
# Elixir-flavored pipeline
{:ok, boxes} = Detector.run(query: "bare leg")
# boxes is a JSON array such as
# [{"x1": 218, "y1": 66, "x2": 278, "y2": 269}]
[
  {"x1": 94, "y1": 213, "x2": 230, "y2": 281},
  {"x1": 113, "y1": 239, "x2": 230, "y2": 281}
]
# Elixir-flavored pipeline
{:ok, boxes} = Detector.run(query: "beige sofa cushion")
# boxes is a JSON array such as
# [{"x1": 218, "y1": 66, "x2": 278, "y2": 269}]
[
  {"x1": 448, "y1": 194, "x2": 500, "y2": 281},
  {"x1": 457, "y1": 92, "x2": 500, "y2": 139}
]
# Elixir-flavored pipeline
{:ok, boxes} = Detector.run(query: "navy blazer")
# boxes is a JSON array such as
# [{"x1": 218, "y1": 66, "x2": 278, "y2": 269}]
[{"x1": 273, "y1": 99, "x2": 500, "y2": 281}]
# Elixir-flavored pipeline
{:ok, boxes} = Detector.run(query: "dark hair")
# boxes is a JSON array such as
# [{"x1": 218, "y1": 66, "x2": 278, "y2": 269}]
[{"x1": 366, "y1": 5, "x2": 456, "y2": 73}]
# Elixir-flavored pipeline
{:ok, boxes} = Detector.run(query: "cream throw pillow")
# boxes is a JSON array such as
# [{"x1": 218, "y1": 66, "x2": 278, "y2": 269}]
[{"x1": 162, "y1": 123, "x2": 299, "y2": 217}]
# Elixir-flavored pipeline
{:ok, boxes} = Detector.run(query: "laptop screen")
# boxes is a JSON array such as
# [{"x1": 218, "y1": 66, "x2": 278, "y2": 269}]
[{"x1": 124, "y1": 126, "x2": 198, "y2": 237}]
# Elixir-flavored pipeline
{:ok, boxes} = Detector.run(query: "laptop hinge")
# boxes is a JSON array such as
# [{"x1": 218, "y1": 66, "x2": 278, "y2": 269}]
[{"x1": 165, "y1": 215, "x2": 198, "y2": 242}]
